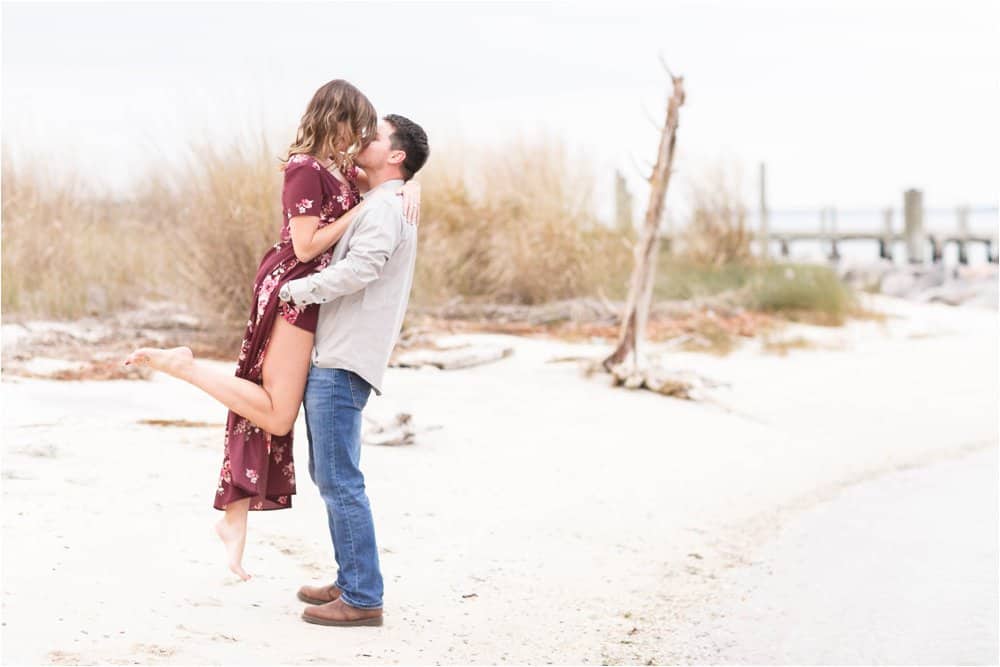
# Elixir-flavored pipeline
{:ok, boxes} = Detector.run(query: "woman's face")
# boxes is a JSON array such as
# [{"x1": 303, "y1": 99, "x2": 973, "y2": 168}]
[
  {"x1": 330, "y1": 119, "x2": 373, "y2": 158},
  {"x1": 357, "y1": 120, "x2": 400, "y2": 171}
]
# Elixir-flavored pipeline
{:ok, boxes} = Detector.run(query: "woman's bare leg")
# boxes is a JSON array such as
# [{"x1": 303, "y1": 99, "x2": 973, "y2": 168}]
[
  {"x1": 215, "y1": 496, "x2": 252, "y2": 580},
  {"x1": 126, "y1": 318, "x2": 314, "y2": 580},
  {"x1": 123, "y1": 319, "x2": 314, "y2": 437}
]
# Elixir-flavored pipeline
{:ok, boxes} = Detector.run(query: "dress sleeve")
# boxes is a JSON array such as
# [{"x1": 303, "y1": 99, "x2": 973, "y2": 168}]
[{"x1": 282, "y1": 156, "x2": 323, "y2": 221}]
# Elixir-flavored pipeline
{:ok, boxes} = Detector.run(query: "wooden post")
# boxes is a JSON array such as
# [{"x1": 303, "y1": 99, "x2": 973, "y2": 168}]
[
  {"x1": 956, "y1": 205, "x2": 970, "y2": 265},
  {"x1": 880, "y1": 207, "x2": 894, "y2": 261},
  {"x1": 829, "y1": 205, "x2": 841, "y2": 261},
  {"x1": 662, "y1": 209, "x2": 674, "y2": 255},
  {"x1": 904, "y1": 189, "x2": 925, "y2": 264},
  {"x1": 614, "y1": 170, "x2": 634, "y2": 236},
  {"x1": 930, "y1": 234, "x2": 942, "y2": 263},
  {"x1": 758, "y1": 163, "x2": 770, "y2": 261},
  {"x1": 603, "y1": 69, "x2": 685, "y2": 374},
  {"x1": 819, "y1": 207, "x2": 828, "y2": 261}
]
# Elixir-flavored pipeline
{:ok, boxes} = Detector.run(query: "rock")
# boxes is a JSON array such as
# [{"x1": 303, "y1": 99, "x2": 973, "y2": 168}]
[
  {"x1": 956, "y1": 264, "x2": 999, "y2": 281},
  {"x1": 963, "y1": 282, "x2": 999, "y2": 309},
  {"x1": 1, "y1": 324, "x2": 32, "y2": 352},
  {"x1": 914, "y1": 284, "x2": 978, "y2": 306},
  {"x1": 879, "y1": 270, "x2": 917, "y2": 297},
  {"x1": 838, "y1": 258, "x2": 895, "y2": 291},
  {"x1": 915, "y1": 278, "x2": 999, "y2": 309},
  {"x1": 907, "y1": 264, "x2": 948, "y2": 295}
]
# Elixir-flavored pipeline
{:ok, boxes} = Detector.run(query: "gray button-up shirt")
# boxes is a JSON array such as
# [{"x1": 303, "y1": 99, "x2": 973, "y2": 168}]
[{"x1": 280, "y1": 178, "x2": 417, "y2": 396}]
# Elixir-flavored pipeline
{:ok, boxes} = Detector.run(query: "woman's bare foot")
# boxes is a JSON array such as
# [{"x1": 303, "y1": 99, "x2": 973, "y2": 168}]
[
  {"x1": 123, "y1": 346, "x2": 194, "y2": 378},
  {"x1": 214, "y1": 517, "x2": 251, "y2": 581}
]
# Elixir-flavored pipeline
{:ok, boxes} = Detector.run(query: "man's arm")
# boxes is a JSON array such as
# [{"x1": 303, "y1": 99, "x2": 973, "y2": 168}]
[{"x1": 280, "y1": 200, "x2": 399, "y2": 306}]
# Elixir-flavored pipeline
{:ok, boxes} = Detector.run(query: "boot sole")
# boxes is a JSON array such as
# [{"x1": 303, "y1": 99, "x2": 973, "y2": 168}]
[{"x1": 301, "y1": 612, "x2": 384, "y2": 626}]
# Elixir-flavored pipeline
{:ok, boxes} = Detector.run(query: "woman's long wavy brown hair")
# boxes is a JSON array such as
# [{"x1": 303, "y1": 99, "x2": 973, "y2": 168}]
[{"x1": 280, "y1": 79, "x2": 377, "y2": 172}]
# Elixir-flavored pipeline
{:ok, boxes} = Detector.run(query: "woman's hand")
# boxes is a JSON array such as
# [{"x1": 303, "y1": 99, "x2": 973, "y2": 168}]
[{"x1": 397, "y1": 180, "x2": 421, "y2": 226}]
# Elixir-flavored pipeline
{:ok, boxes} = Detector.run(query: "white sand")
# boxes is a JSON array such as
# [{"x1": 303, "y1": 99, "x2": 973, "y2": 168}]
[
  {"x1": 668, "y1": 446, "x2": 998, "y2": 664},
  {"x1": 2, "y1": 293, "x2": 997, "y2": 665}
]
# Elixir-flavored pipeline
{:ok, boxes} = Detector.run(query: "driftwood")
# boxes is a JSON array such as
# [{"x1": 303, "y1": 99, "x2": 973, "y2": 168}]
[
  {"x1": 602, "y1": 58, "x2": 695, "y2": 396},
  {"x1": 603, "y1": 60, "x2": 685, "y2": 375},
  {"x1": 391, "y1": 345, "x2": 514, "y2": 370},
  {"x1": 412, "y1": 297, "x2": 619, "y2": 326},
  {"x1": 362, "y1": 413, "x2": 442, "y2": 447},
  {"x1": 586, "y1": 359, "x2": 729, "y2": 401}
]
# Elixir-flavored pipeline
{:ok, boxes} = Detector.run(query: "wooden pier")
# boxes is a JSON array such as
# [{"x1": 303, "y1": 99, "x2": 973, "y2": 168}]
[
  {"x1": 759, "y1": 229, "x2": 997, "y2": 263},
  {"x1": 651, "y1": 168, "x2": 998, "y2": 264},
  {"x1": 659, "y1": 227, "x2": 998, "y2": 263}
]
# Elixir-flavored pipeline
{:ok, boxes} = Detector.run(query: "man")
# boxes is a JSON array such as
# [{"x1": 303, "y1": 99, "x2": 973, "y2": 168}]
[{"x1": 278, "y1": 114, "x2": 429, "y2": 627}]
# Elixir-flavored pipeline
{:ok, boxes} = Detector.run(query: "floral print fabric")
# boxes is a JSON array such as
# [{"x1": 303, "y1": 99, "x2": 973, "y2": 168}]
[{"x1": 214, "y1": 155, "x2": 361, "y2": 511}]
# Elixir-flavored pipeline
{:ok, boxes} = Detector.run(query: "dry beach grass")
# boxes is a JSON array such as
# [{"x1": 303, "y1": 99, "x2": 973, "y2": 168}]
[{"x1": 2, "y1": 136, "x2": 858, "y2": 351}]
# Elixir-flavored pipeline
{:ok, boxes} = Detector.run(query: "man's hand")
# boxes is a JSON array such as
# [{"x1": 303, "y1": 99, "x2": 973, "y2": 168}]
[{"x1": 397, "y1": 180, "x2": 421, "y2": 226}]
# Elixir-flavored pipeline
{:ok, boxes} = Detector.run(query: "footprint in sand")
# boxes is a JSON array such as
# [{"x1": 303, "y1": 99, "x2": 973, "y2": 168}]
[
  {"x1": 2, "y1": 469, "x2": 37, "y2": 481},
  {"x1": 302, "y1": 561, "x2": 326, "y2": 573},
  {"x1": 178, "y1": 622, "x2": 239, "y2": 643},
  {"x1": 185, "y1": 596, "x2": 224, "y2": 606},
  {"x1": 132, "y1": 643, "x2": 176, "y2": 658},
  {"x1": 47, "y1": 650, "x2": 84, "y2": 665},
  {"x1": 12, "y1": 442, "x2": 59, "y2": 458},
  {"x1": 263, "y1": 534, "x2": 328, "y2": 573}
]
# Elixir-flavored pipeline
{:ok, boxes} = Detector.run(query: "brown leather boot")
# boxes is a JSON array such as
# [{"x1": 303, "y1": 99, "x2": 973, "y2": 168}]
[
  {"x1": 301, "y1": 597, "x2": 383, "y2": 627},
  {"x1": 297, "y1": 583, "x2": 341, "y2": 605}
]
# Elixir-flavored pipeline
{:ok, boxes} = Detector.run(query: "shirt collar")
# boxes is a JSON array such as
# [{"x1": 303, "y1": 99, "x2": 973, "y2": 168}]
[{"x1": 362, "y1": 178, "x2": 405, "y2": 200}]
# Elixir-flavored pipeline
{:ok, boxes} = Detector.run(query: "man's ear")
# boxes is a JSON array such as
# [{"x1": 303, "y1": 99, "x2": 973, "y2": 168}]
[{"x1": 388, "y1": 149, "x2": 406, "y2": 168}]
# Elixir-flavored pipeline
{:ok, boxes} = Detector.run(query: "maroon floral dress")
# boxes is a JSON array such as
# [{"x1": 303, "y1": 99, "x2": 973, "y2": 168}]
[{"x1": 214, "y1": 154, "x2": 361, "y2": 511}]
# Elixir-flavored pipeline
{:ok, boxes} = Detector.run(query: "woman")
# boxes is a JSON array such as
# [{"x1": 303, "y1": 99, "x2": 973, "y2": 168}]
[{"x1": 123, "y1": 79, "x2": 420, "y2": 581}]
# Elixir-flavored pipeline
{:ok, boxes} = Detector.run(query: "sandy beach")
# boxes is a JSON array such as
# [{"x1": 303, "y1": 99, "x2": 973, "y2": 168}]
[
  {"x1": 670, "y1": 446, "x2": 998, "y2": 664},
  {"x1": 2, "y1": 293, "x2": 997, "y2": 665}
]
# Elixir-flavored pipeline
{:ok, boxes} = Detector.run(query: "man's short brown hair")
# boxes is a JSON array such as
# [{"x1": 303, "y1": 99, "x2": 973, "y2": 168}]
[{"x1": 385, "y1": 114, "x2": 429, "y2": 181}]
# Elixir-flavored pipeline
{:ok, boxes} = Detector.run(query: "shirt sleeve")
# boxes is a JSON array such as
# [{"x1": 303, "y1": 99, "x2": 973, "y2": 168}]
[
  {"x1": 283, "y1": 198, "x2": 400, "y2": 306},
  {"x1": 282, "y1": 155, "x2": 324, "y2": 222}
]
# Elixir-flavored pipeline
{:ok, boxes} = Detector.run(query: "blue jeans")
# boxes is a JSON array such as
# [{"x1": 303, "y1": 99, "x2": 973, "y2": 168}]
[{"x1": 303, "y1": 366, "x2": 384, "y2": 609}]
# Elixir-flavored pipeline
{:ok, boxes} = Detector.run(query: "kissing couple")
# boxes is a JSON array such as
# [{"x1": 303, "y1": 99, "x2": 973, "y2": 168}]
[{"x1": 125, "y1": 78, "x2": 429, "y2": 626}]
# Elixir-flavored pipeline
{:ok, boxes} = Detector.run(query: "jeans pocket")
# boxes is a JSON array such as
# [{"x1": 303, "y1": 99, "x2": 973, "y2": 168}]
[{"x1": 346, "y1": 371, "x2": 372, "y2": 410}]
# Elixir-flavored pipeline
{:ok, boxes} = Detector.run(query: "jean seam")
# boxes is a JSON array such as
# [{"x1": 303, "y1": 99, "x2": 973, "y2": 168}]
[
  {"x1": 304, "y1": 401, "x2": 315, "y2": 485},
  {"x1": 335, "y1": 482, "x2": 361, "y2": 600},
  {"x1": 331, "y1": 372, "x2": 362, "y2": 600}
]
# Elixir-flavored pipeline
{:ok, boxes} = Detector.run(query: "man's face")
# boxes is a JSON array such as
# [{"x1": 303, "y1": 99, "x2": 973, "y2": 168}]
[{"x1": 357, "y1": 120, "x2": 401, "y2": 171}]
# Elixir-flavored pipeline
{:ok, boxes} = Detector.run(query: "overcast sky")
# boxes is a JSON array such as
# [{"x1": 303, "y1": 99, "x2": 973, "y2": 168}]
[{"x1": 3, "y1": 0, "x2": 998, "y2": 221}]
